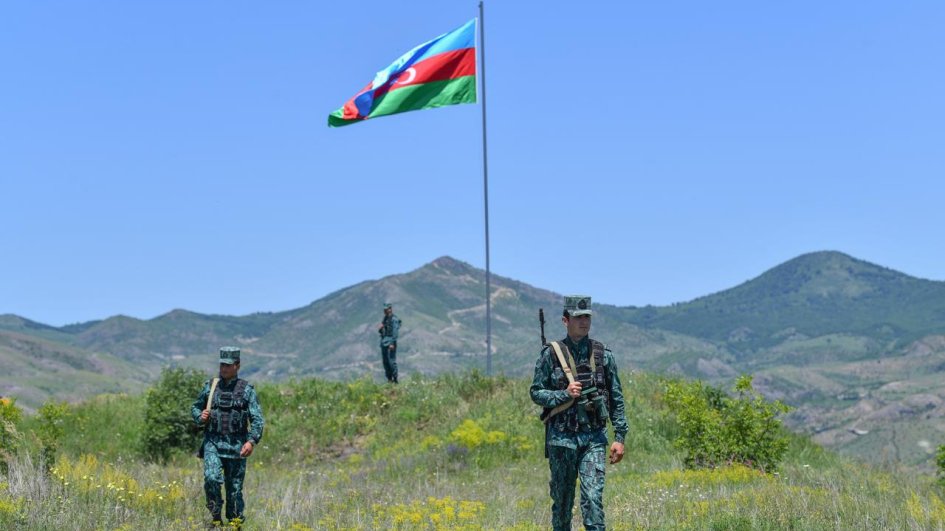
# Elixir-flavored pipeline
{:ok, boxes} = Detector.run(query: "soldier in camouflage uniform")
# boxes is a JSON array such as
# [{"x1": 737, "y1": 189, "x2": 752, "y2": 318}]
[
  {"x1": 378, "y1": 302, "x2": 401, "y2": 383},
  {"x1": 192, "y1": 347, "x2": 265, "y2": 527},
  {"x1": 530, "y1": 296, "x2": 629, "y2": 531}
]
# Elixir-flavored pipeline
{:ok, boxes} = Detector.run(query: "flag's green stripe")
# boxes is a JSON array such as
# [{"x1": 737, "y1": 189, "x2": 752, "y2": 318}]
[
  {"x1": 370, "y1": 75, "x2": 476, "y2": 118},
  {"x1": 328, "y1": 107, "x2": 352, "y2": 127},
  {"x1": 328, "y1": 76, "x2": 476, "y2": 127}
]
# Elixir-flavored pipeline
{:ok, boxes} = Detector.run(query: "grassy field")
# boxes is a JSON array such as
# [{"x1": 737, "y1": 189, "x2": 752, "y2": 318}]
[{"x1": 3, "y1": 370, "x2": 945, "y2": 530}]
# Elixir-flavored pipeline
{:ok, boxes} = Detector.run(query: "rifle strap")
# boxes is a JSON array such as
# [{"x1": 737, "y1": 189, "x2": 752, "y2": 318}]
[
  {"x1": 543, "y1": 341, "x2": 577, "y2": 424},
  {"x1": 205, "y1": 378, "x2": 220, "y2": 411},
  {"x1": 551, "y1": 341, "x2": 577, "y2": 383}
]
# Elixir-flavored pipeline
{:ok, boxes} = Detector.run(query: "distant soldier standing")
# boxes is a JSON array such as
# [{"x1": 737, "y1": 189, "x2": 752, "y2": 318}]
[
  {"x1": 378, "y1": 302, "x2": 401, "y2": 383},
  {"x1": 530, "y1": 296, "x2": 629, "y2": 531},
  {"x1": 192, "y1": 347, "x2": 265, "y2": 527}
]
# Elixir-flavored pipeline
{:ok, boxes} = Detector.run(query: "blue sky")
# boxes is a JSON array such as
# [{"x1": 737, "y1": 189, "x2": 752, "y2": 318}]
[{"x1": 2, "y1": 1, "x2": 943, "y2": 326}]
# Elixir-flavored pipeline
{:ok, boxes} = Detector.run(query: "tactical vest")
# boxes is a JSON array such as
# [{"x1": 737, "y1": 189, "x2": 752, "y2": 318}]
[
  {"x1": 548, "y1": 339, "x2": 611, "y2": 432},
  {"x1": 381, "y1": 315, "x2": 397, "y2": 338},
  {"x1": 208, "y1": 379, "x2": 250, "y2": 436}
]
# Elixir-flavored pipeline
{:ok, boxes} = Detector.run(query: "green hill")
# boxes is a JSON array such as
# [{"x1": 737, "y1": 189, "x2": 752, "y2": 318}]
[
  {"x1": 619, "y1": 251, "x2": 945, "y2": 350},
  {"x1": 3, "y1": 371, "x2": 944, "y2": 530}
]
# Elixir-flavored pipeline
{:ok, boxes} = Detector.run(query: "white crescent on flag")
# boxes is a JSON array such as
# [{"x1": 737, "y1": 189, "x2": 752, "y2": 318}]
[{"x1": 395, "y1": 67, "x2": 417, "y2": 85}]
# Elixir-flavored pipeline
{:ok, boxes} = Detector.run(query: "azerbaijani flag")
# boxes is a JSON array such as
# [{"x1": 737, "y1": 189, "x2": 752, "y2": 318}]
[{"x1": 328, "y1": 19, "x2": 477, "y2": 127}]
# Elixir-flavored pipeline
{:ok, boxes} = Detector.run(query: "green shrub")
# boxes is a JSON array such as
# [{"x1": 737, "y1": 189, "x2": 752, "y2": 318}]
[
  {"x1": 140, "y1": 367, "x2": 207, "y2": 463},
  {"x1": 665, "y1": 375, "x2": 791, "y2": 472},
  {"x1": 709, "y1": 514, "x2": 753, "y2": 531},
  {"x1": 935, "y1": 444, "x2": 945, "y2": 486},
  {"x1": 451, "y1": 369, "x2": 506, "y2": 400},
  {"x1": 0, "y1": 397, "x2": 23, "y2": 471},
  {"x1": 35, "y1": 401, "x2": 70, "y2": 468}
]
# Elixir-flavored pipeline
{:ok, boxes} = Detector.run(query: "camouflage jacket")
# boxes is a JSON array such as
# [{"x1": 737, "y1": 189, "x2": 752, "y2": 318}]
[
  {"x1": 191, "y1": 377, "x2": 265, "y2": 459},
  {"x1": 380, "y1": 314, "x2": 401, "y2": 347},
  {"x1": 530, "y1": 336, "x2": 629, "y2": 449}
]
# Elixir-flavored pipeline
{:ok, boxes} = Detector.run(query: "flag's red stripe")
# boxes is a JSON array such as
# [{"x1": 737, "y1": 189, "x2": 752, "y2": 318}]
[
  {"x1": 372, "y1": 47, "x2": 475, "y2": 99},
  {"x1": 341, "y1": 82, "x2": 373, "y2": 120}
]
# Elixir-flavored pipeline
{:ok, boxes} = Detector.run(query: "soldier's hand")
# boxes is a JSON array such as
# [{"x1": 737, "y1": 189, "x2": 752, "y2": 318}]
[
  {"x1": 566, "y1": 381, "x2": 582, "y2": 398},
  {"x1": 609, "y1": 441, "x2": 625, "y2": 464},
  {"x1": 388, "y1": 344, "x2": 395, "y2": 352},
  {"x1": 200, "y1": 409, "x2": 210, "y2": 424},
  {"x1": 240, "y1": 441, "x2": 254, "y2": 458}
]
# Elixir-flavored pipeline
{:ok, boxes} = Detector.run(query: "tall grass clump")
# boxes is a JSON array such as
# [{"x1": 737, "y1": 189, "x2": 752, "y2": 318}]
[
  {"x1": 28, "y1": 392, "x2": 146, "y2": 463},
  {"x1": 256, "y1": 376, "x2": 391, "y2": 465}
]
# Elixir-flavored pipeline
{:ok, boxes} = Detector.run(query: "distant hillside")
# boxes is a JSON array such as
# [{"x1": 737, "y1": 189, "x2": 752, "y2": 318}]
[
  {"x1": 0, "y1": 314, "x2": 76, "y2": 344},
  {"x1": 0, "y1": 330, "x2": 145, "y2": 411},
  {"x1": 69, "y1": 310, "x2": 291, "y2": 365},
  {"x1": 619, "y1": 251, "x2": 945, "y2": 350},
  {"x1": 0, "y1": 257, "x2": 716, "y2": 382}
]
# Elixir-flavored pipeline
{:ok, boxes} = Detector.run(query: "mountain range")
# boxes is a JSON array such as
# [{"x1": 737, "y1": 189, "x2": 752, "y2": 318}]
[{"x1": 3, "y1": 250, "x2": 945, "y2": 467}]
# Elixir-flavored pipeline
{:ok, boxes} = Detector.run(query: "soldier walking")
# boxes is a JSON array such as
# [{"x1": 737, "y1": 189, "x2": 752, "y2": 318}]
[
  {"x1": 192, "y1": 347, "x2": 265, "y2": 527},
  {"x1": 378, "y1": 302, "x2": 401, "y2": 383},
  {"x1": 530, "y1": 296, "x2": 629, "y2": 531}
]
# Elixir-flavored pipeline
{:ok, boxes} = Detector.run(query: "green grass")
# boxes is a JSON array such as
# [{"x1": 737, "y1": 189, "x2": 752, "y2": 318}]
[{"x1": 3, "y1": 371, "x2": 945, "y2": 530}]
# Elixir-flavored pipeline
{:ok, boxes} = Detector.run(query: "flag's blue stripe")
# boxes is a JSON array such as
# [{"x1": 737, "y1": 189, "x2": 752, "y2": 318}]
[
  {"x1": 414, "y1": 19, "x2": 475, "y2": 63},
  {"x1": 370, "y1": 19, "x2": 476, "y2": 91}
]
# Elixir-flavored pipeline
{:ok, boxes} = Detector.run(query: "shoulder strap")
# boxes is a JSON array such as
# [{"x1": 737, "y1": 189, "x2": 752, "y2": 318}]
[
  {"x1": 205, "y1": 378, "x2": 220, "y2": 410},
  {"x1": 543, "y1": 341, "x2": 576, "y2": 424},
  {"x1": 549, "y1": 341, "x2": 577, "y2": 382}
]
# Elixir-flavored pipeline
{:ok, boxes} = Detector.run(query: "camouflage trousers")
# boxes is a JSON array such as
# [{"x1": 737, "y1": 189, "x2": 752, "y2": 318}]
[
  {"x1": 381, "y1": 342, "x2": 398, "y2": 383},
  {"x1": 203, "y1": 443, "x2": 247, "y2": 521},
  {"x1": 548, "y1": 431, "x2": 607, "y2": 531}
]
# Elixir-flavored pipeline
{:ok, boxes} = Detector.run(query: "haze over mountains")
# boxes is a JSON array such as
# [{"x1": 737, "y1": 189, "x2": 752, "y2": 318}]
[{"x1": 3, "y1": 250, "x2": 945, "y2": 467}]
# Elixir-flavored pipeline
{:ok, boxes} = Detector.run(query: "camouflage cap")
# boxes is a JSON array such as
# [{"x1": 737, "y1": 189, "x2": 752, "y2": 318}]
[
  {"x1": 564, "y1": 295, "x2": 592, "y2": 317},
  {"x1": 219, "y1": 346, "x2": 241, "y2": 365},
  {"x1": 383, "y1": 302, "x2": 393, "y2": 309}
]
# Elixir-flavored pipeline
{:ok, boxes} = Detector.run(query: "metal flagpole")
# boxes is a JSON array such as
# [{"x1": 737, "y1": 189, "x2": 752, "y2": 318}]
[{"x1": 478, "y1": 1, "x2": 492, "y2": 375}]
